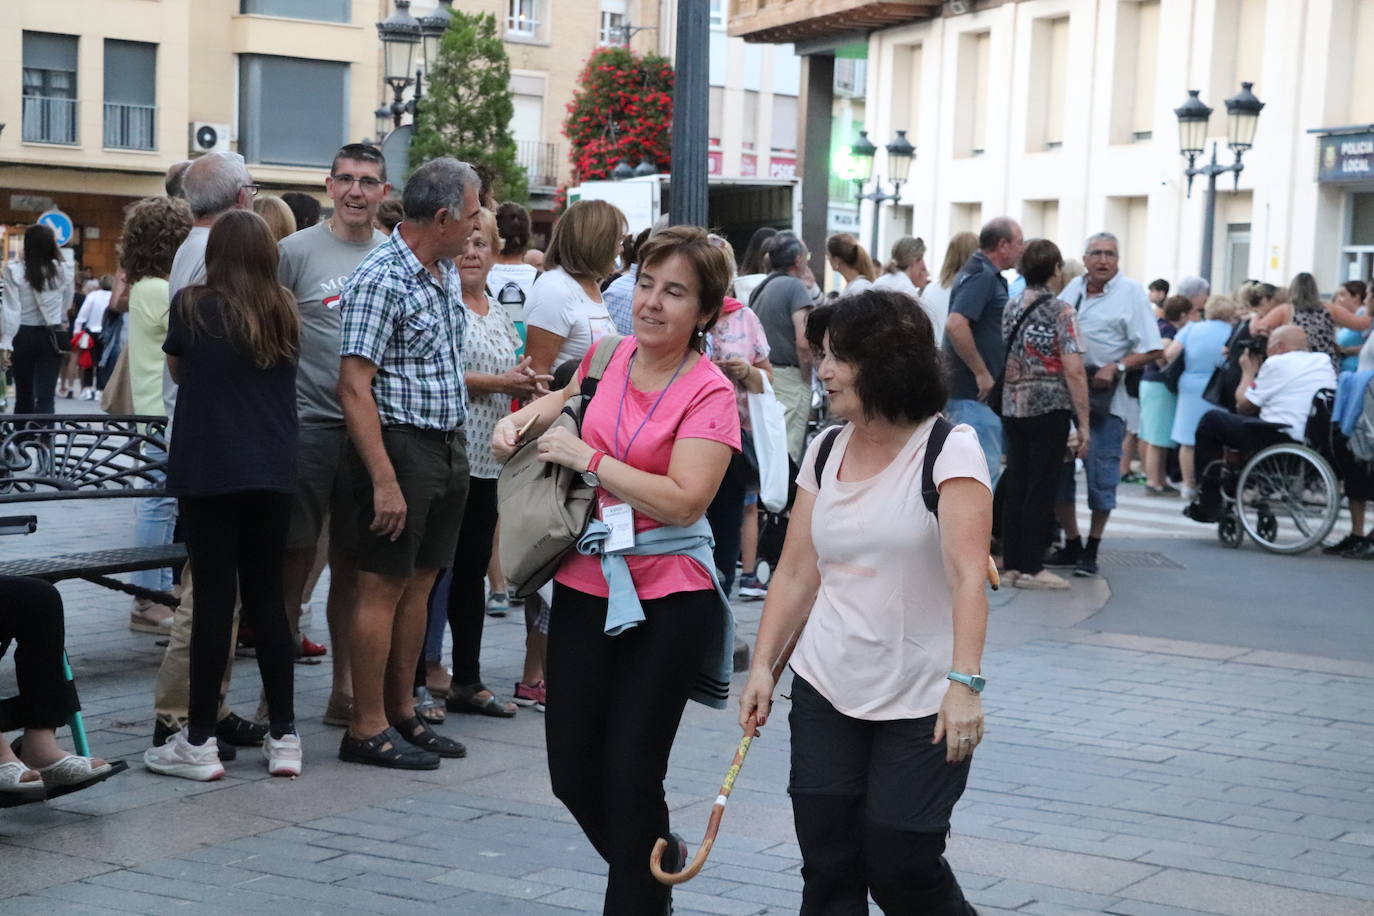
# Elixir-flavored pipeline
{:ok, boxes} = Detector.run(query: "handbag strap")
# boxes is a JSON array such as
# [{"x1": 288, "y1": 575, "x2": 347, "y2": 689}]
[
  {"x1": 747, "y1": 271, "x2": 786, "y2": 309},
  {"x1": 1004, "y1": 293, "x2": 1053, "y2": 349},
  {"x1": 579, "y1": 334, "x2": 625, "y2": 401}
]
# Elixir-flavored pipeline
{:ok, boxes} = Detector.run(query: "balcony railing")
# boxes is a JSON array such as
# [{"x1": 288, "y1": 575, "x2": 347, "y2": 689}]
[
  {"x1": 518, "y1": 139, "x2": 560, "y2": 190},
  {"x1": 104, "y1": 102, "x2": 157, "y2": 151},
  {"x1": 21, "y1": 95, "x2": 78, "y2": 145}
]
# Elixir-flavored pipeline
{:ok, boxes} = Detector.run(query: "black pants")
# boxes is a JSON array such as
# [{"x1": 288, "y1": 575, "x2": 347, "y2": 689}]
[
  {"x1": 180, "y1": 492, "x2": 295, "y2": 733},
  {"x1": 789, "y1": 677, "x2": 974, "y2": 916},
  {"x1": 1001, "y1": 411, "x2": 1071, "y2": 575},
  {"x1": 1195, "y1": 409, "x2": 1291, "y2": 510},
  {"x1": 705, "y1": 451, "x2": 753, "y2": 593},
  {"x1": 545, "y1": 583, "x2": 714, "y2": 916},
  {"x1": 11, "y1": 325, "x2": 60, "y2": 414},
  {"x1": 416, "y1": 476, "x2": 498, "y2": 689},
  {"x1": 0, "y1": 576, "x2": 78, "y2": 729}
]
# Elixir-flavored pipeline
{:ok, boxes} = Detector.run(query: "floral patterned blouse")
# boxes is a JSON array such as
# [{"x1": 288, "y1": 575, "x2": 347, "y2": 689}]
[
  {"x1": 1000, "y1": 287, "x2": 1082, "y2": 418},
  {"x1": 465, "y1": 294, "x2": 523, "y2": 479}
]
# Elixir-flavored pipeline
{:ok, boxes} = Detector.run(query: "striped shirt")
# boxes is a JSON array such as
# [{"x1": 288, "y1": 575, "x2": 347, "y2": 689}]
[{"x1": 339, "y1": 228, "x2": 467, "y2": 431}]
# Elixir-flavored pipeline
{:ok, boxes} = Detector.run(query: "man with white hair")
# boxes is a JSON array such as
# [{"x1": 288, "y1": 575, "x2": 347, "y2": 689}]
[
  {"x1": 1048, "y1": 232, "x2": 1162, "y2": 577},
  {"x1": 1185, "y1": 325, "x2": 1336, "y2": 522},
  {"x1": 149, "y1": 151, "x2": 266, "y2": 764}
]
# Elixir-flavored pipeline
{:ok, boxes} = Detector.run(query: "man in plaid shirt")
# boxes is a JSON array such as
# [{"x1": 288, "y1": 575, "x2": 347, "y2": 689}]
[{"x1": 337, "y1": 157, "x2": 481, "y2": 771}]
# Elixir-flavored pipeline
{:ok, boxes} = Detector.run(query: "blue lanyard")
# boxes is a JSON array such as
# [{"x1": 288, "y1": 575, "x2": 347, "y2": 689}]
[{"x1": 614, "y1": 350, "x2": 690, "y2": 461}]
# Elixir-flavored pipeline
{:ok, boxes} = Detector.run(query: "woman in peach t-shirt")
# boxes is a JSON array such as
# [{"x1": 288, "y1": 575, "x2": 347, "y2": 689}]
[{"x1": 740, "y1": 289, "x2": 993, "y2": 913}]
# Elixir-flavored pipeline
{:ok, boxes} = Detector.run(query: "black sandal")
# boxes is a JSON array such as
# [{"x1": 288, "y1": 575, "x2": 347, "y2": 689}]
[
  {"x1": 394, "y1": 716, "x2": 466, "y2": 758},
  {"x1": 446, "y1": 683, "x2": 517, "y2": 718},
  {"x1": 338, "y1": 726, "x2": 440, "y2": 770}
]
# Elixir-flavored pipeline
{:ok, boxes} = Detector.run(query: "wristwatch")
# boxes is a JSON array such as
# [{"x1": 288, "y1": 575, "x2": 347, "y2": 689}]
[
  {"x1": 1115, "y1": 360, "x2": 1127, "y2": 374},
  {"x1": 580, "y1": 450, "x2": 606, "y2": 488},
  {"x1": 947, "y1": 671, "x2": 987, "y2": 693}
]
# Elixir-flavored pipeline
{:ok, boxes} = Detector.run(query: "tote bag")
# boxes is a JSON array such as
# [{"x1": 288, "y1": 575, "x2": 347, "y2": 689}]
[{"x1": 746, "y1": 374, "x2": 790, "y2": 512}]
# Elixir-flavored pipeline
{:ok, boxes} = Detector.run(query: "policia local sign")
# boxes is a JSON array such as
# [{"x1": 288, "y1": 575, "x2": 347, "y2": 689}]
[{"x1": 1318, "y1": 130, "x2": 1374, "y2": 183}]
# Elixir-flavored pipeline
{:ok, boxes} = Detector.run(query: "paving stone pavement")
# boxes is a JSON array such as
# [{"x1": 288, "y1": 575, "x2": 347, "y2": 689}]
[{"x1": 2, "y1": 491, "x2": 1372, "y2": 914}]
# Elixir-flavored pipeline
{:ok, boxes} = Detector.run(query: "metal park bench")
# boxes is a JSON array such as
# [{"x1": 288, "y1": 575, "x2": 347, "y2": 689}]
[{"x1": 0, "y1": 414, "x2": 185, "y2": 608}]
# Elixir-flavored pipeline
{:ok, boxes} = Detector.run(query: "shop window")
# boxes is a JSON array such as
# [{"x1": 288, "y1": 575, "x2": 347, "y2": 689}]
[
  {"x1": 240, "y1": 0, "x2": 350, "y2": 22},
  {"x1": 238, "y1": 54, "x2": 347, "y2": 167},
  {"x1": 22, "y1": 31, "x2": 78, "y2": 145}
]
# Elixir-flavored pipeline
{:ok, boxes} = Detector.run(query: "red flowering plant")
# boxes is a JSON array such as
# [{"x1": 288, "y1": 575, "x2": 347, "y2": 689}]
[{"x1": 563, "y1": 46, "x2": 674, "y2": 186}]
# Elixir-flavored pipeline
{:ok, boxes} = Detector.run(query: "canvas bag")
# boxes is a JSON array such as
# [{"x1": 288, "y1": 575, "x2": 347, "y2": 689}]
[
  {"x1": 497, "y1": 334, "x2": 623, "y2": 598},
  {"x1": 746, "y1": 374, "x2": 790, "y2": 512}
]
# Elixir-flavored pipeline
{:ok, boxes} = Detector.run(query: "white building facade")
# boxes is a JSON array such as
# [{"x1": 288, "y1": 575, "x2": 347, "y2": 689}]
[{"x1": 852, "y1": 0, "x2": 1374, "y2": 292}]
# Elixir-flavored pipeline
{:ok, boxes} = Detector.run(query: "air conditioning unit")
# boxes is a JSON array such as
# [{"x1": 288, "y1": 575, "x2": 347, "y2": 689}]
[{"x1": 189, "y1": 122, "x2": 230, "y2": 155}]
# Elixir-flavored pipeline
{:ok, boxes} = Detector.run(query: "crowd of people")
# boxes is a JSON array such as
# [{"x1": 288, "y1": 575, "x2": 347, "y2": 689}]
[{"x1": 3, "y1": 141, "x2": 1372, "y2": 912}]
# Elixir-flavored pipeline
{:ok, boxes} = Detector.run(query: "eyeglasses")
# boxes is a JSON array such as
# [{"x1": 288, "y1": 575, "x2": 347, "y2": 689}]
[
  {"x1": 330, "y1": 174, "x2": 385, "y2": 191},
  {"x1": 240, "y1": 183, "x2": 261, "y2": 198},
  {"x1": 1085, "y1": 249, "x2": 1118, "y2": 259}
]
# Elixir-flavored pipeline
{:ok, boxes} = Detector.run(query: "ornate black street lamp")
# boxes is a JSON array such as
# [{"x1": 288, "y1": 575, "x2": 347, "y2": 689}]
[
  {"x1": 377, "y1": 0, "x2": 421, "y2": 130},
  {"x1": 850, "y1": 130, "x2": 915, "y2": 256}
]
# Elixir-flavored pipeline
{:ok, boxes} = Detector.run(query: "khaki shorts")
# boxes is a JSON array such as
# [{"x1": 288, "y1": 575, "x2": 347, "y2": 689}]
[
  {"x1": 348, "y1": 427, "x2": 469, "y2": 579},
  {"x1": 286, "y1": 425, "x2": 358, "y2": 552}
]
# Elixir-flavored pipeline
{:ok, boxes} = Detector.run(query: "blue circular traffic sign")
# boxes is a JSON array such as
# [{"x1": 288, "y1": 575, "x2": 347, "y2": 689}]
[{"x1": 38, "y1": 209, "x2": 74, "y2": 246}]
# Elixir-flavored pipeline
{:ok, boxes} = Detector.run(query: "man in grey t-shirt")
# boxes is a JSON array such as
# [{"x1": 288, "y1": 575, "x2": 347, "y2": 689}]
[
  {"x1": 277, "y1": 143, "x2": 391, "y2": 725},
  {"x1": 750, "y1": 232, "x2": 816, "y2": 462}
]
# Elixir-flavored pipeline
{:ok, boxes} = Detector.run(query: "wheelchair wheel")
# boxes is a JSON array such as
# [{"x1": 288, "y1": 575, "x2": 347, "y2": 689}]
[
  {"x1": 1236, "y1": 443, "x2": 1340, "y2": 554},
  {"x1": 1217, "y1": 510, "x2": 1243, "y2": 548}
]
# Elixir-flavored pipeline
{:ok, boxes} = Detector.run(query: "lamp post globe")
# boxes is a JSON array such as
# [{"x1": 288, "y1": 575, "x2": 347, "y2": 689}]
[
  {"x1": 1224, "y1": 82, "x2": 1264, "y2": 153},
  {"x1": 1173, "y1": 89, "x2": 1213, "y2": 161},
  {"x1": 612, "y1": 159, "x2": 636, "y2": 181},
  {"x1": 418, "y1": 0, "x2": 454, "y2": 74},
  {"x1": 377, "y1": 0, "x2": 421, "y2": 84},
  {"x1": 884, "y1": 130, "x2": 915, "y2": 185},
  {"x1": 374, "y1": 106, "x2": 393, "y2": 139},
  {"x1": 633, "y1": 158, "x2": 658, "y2": 178},
  {"x1": 851, "y1": 130, "x2": 877, "y2": 183}
]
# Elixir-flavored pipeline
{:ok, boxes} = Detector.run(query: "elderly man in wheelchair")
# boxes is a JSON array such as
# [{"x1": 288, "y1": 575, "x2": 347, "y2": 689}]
[{"x1": 1183, "y1": 325, "x2": 1340, "y2": 552}]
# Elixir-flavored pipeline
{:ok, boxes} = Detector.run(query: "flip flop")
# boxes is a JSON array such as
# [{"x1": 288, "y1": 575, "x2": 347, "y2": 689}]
[
  {"x1": 38, "y1": 755, "x2": 128, "y2": 800},
  {"x1": 415, "y1": 686, "x2": 446, "y2": 724},
  {"x1": 0, "y1": 760, "x2": 47, "y2": 808},
  {"x1": 446, "y1": 685, "x2": 517, "y2": 718}
]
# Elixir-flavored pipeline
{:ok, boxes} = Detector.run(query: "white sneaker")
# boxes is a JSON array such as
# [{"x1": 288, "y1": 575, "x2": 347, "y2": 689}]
[
  {"x1": 262, "y1": 733, "x2": 302, "y2": 777},
  {"x1": 144, "y1": 731, "x2": 225, "y2": 781}
]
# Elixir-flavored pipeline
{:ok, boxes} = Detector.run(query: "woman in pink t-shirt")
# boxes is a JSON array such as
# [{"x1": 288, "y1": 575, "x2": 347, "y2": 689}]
[
  {"x1": 739, "y1": 289, "x2": 993, "y2": 913},
  {"x1": 492, "y1": 226, "x2": 741, "y2": 915}
]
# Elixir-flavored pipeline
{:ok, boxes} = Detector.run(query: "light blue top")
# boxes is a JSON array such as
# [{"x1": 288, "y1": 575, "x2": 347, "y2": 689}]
[
  {"x1": 575, "y1": 515, "x2": 734, "y2": 709},
  {"x1": 1170, "y1": 319, "x2": 1233, "y2": 446}
]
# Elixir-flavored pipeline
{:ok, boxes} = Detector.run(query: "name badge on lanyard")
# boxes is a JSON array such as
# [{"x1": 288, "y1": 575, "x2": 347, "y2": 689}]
[{"x1": 601, "y1": 501, "x2": 635, "y2": 552}]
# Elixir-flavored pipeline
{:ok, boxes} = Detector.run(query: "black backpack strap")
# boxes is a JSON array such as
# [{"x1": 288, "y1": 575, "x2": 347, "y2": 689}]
[
  {"x1": 921, "y1": 416, "x2": 955, "y2": 517},
  {"x1": 578, "y1": 334, "x2": 624, "y2": 402},
  {"x1": 813, "y1": 425, "x2": 844, "y2": 487},
  {"x1": 747, "y1": 271, "x2": 785, "y2": 309}
]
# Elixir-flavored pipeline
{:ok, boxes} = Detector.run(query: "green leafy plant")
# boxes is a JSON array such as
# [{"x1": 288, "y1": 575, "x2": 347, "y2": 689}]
[
  {"x1": 563, "y1": 45, "x2": 674, "y2": 186},
  {"x1": 411, "y1": 10, "x2": 528, "y2": 203}
]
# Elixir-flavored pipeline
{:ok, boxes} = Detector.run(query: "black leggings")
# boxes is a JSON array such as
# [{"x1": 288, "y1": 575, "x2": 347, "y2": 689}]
[
  {"x1": 545, "y1": 583, "x2": 714, "y2": 916},
  {"x1": 11, "y1": 325, "x2": 60, "y2": 414},
  {"x1": 180, "y1": 492, "x2": 295, "y2": 734},
  {"x1": 0, "y1": 576, "x2": 78, "y2": 730},
  {"x1": 416, "y1": 476, "x2": 498, "y2": 690},
  {"x1": 1001, "y1": 411, "x2": 1071, "y2": 575}
]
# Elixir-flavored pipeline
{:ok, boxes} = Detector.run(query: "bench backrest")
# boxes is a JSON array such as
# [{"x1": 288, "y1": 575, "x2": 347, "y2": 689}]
[{"x1": 0, "y1": 415, "x2": 170, "y2": 503}]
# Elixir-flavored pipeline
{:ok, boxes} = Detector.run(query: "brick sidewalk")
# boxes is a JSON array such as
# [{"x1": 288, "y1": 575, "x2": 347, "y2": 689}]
[{"x1": 2, "y1": 496, "x2": 1372, "y2": 915}]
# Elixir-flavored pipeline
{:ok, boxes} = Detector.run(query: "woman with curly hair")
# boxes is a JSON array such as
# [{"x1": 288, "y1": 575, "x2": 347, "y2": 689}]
[{"x1": 121, "y1": 195, "x2": 193, "y2": 632}]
